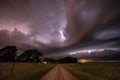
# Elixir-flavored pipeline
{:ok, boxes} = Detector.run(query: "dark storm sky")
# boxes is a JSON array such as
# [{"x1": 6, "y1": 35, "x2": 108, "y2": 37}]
[{"x1": 0, "y1": 0, "x2": 120, "y2": 56}]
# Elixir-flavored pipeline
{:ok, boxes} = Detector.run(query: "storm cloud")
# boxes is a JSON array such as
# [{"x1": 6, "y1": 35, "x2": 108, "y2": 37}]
[{"x1": 0, "y1": 0, "x2": 120, "y2": 56}]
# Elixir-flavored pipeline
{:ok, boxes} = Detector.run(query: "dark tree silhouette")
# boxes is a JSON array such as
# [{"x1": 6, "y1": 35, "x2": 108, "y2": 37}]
[
  {"x1": 58, "y1": 56, "x2": 77, "y2": 63},
  {"x1": 0, "y1": 49, "x2": 2, "y2": 61},
  {"x1": 19, "y1": 49, "x2": 43, "y2": 63},
  {"x1": 43, "y1": 57, "x2": 56, "y2": 63},
  {"x1": 0, "y1": 46, "x2": 17, "y2": 75},
  {"x1": 0, "y1": 46, "x2": 17, "y2": 62}
]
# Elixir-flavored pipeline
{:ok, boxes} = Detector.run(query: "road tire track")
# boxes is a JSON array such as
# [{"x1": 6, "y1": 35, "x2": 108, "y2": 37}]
[{"x1": 40, "y1": 64, "x2": 78, "y2": 80}]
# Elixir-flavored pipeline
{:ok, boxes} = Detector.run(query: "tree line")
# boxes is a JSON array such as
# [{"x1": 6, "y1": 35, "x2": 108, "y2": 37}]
[
  {"x1": 0, "y1": 46, "x2": 43, "y2": 63},
  {"x1": 0, "y1": 46, "x2": 78, "y2": 63}
]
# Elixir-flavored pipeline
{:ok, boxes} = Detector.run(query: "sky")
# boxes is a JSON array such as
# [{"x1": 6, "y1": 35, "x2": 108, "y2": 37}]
[{"x1": 0, "y1": 0, "x2": 120, "y2": 57}]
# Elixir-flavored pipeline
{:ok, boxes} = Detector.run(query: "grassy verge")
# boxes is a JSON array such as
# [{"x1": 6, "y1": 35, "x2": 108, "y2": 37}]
[
  {"x1": 63, "y1": 62, "x2": 120, "y2": 80},
  {"x1": 0, "y1": 62, "x2": 55, "y2": 80}
]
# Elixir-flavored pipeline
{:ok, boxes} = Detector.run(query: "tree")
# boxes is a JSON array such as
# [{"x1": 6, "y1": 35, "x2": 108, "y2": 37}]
[
  {"x1": 0, "y1": 49, "x2": 2, "y2": 61},
  {"x1": 0, "y1": 46, "x2": 17, "y2": 62},
  {"x1": 43, "y1": 57, "x2": 56, "y2": 63},
  {"x1": 0, "y1": 46, "x2": 17, "y2": 74},
  {"x1": 19, "y1": 49, "x2": 43, "y2": 62},
  {"x1": 58, "y1": 56, "x2": 77, "y2": 63}
]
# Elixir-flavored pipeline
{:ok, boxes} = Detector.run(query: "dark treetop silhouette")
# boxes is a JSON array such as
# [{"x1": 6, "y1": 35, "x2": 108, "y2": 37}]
[{"x1": 0, "y1": 46, "x2": 17, "y2": 62}]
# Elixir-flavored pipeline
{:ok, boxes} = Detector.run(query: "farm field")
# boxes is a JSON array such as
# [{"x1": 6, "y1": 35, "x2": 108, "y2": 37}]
[
  {"x1": 63, "y1": 62, "x2": 120, "y2": 80},
  {"x1": 0, "y1": 63, "x2": 55, "y2": 80}
]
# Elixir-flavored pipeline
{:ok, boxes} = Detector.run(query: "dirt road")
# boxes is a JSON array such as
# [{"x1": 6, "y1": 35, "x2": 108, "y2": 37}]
[{"x1": 40, "y1": 65, "x2": 78, "y2": 80}]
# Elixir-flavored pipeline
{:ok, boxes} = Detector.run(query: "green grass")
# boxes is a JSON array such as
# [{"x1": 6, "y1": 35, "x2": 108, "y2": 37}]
[
  {"x1": 63, "y1": 62, "x2": 120, "y2": 80},
  {"x1": 0, "y1": 62, "x2": 55, "y2": 80}
]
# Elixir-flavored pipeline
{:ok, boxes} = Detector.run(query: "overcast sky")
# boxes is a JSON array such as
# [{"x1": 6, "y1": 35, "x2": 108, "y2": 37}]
[{"x1": 0, "y1": 0, "x2": 120, "y2": 57}]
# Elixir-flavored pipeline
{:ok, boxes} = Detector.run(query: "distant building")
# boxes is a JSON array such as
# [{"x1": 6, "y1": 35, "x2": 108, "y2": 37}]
[
  {"x1": 78, "y1": 59, "x2": 92, "y2": 63},
  {"x1": 43, "y1": 61, "x2": 48, "y2": 64}
]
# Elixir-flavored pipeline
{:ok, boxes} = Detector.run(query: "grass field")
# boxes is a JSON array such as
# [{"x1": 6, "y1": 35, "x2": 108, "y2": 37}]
[
  {"x1": 0, "y1": 63, "x2": 55, "y2": 80},
  {"x1": 63, "y1": 62, "x2": 120, "y2": 80}
]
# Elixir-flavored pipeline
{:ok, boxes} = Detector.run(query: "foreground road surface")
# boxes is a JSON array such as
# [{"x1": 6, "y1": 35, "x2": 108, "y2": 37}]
[{"x1": 40, "y1": 65, "x2": 78, "y2": 80}]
